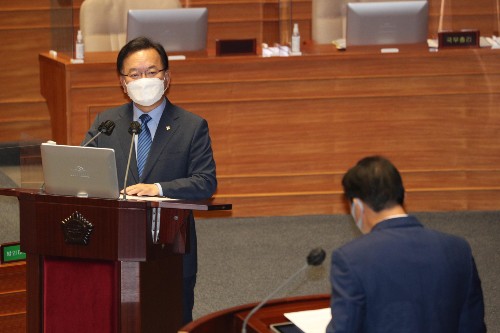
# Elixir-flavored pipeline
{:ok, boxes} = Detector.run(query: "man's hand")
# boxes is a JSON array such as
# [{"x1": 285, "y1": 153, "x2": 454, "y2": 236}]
[{"x1": 122, "y1": 183, "x2": 159, "y2": 196}]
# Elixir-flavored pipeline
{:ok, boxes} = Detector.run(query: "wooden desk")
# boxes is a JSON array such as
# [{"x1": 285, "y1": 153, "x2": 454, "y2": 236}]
[
  {"x1": 39, "y1": 45, "x2": 500, "y2": 217},
  {"x1": 178, "y1": 294, "x2": 330, "y2": 333}
]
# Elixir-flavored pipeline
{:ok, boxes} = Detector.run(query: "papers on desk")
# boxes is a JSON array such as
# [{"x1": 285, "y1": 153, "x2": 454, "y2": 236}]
[
  {"x1": 284, "y1": 307, "x2": 331, "y2": 333},
  {"x1": 332, "y1": 38, "x2": 346, "y2": 50}
]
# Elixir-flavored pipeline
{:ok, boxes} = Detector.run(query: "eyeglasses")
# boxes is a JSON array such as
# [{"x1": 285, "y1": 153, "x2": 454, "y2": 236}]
[{"x1": 121, "y1": 68, "x2": 166, "y2": 80}]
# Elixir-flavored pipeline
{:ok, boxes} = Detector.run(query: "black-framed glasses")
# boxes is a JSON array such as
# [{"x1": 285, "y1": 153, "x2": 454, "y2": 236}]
[{"x1": 121, "y1": 68, "x2": 166, "y2": 80}]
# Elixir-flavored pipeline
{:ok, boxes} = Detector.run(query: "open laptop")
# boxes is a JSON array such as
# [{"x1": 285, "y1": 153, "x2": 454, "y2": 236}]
[{"x1": 41, "y1": 143, "x2": 120, "y2": 199}]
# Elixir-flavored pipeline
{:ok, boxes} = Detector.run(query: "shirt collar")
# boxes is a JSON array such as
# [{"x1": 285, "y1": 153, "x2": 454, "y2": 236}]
[
  {"x1": 132, "y1": 98, "x2": 166, "y2": 123},
  {"x1": 372, "y1": 215, "x2": 423, "y2": 232},
  {"x1": 383, "y1": 214, "x2": 409, "y2": 221}
]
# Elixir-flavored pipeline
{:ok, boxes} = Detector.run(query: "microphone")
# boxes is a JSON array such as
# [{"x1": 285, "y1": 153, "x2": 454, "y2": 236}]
[
  {"x1": 82, "y1": 120, "x2": 116, "y2": 147},
  {"x1": 121, "y1": 121, "x2": 142, "y2": 200},
  {"x1": 241, "y1": 247, "x2": 326, "y2": 333}
]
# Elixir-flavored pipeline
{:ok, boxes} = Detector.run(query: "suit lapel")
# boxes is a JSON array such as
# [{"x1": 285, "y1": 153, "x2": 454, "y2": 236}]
[{"x1": 141, "y1": 101, "x2": 180, "y2": 181}]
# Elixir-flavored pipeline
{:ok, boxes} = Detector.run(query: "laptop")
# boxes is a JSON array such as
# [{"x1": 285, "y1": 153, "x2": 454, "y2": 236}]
[{"x1": 41, "y1": 143, "x2": 120, "y2": 199}]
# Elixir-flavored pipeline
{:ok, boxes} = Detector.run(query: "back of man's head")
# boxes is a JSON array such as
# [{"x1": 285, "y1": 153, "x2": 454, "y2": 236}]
[{"x1": 342, "y1": 156, "x2": 405, "y2": 212}]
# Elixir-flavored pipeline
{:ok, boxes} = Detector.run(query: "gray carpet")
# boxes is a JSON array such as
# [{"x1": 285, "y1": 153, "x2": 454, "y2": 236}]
[
  {"x1": 0, "y1": 168, "x2": 20, "y2": 245},
  {"x1": 1, "y1": 195, "x2": 498, "y2": 330},
  {"x1": 194, "y1": 211, "x2": 500, "y2": 331}
]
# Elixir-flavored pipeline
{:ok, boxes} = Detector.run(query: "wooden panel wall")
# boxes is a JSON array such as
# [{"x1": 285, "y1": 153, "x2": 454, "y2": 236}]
[
  {"x1": 0, "y1": 262, "x2": 26, "y2": 332},
  {"x1": 0, "y1": 0, "x2": 497, "y2": 144},
  {"x1": 164, "y1": 49, "x2": 500, "y2": 217},
  {"x1": 429, "y1": 0, "x2": 500, "y2": 35},
  {"x1": 0, "y1": 1, "x2": 52, "y2": 143},
  {"x1": 0, "y1": 0, "x2": 499, "y2": 216}
]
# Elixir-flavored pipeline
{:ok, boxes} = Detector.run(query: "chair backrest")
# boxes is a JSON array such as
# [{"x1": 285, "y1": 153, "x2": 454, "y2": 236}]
[
  {"x1": 80, "y1": 0, "x2": 182, "y2": 52},
  {"x1": 312, "y1": 0, "x2": 347, "y2": 44},
  {"x1": 312, "y1": 0, "x2": 404, "y2": 44}
]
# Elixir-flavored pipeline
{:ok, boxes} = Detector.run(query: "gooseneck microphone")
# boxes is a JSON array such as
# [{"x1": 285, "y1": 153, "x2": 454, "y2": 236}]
[
  {"x1": 122, "y1": 121, "x2": 142, "y2": 200},
  {"x1": 241, "y1": 247, "x2": 326, "y2": 333},
  {"x1": 82, "y1": 120, "x2": 116, "y2": 147}
]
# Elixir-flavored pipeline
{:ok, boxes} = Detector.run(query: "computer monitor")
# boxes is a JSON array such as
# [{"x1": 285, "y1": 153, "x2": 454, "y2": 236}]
[
  {"x1": 126, "y1": 8, "x2": 208, "y2": 52},
  {"x1": 346, "y1": 1, "x2": 428, "y2": 47}
]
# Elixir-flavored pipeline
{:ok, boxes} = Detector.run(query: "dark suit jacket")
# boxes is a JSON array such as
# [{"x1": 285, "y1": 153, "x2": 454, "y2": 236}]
[
  {"x1": 83, "y1": 99, "x2": 217, "y2": 278},
  {"x1": 327, "y1": 215, "x2": 486, "y2": 333}
]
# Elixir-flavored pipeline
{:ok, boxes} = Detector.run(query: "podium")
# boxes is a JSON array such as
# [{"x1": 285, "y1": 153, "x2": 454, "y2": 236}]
[{"x1": 0, "y1": 188, "x2": 231, "y2": 333}]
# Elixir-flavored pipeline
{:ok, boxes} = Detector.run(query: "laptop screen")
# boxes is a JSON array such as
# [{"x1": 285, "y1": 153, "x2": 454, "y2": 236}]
[{"x1": 41, "y1": 143, "x2": 120, "y2": 199}]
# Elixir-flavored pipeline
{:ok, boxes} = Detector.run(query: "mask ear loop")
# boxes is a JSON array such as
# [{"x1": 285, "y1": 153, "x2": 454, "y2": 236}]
[
  {"x1": 162, "y1": 76, "x2": 169, "y2": 94},
  {"x1": 351, "y1": 199, "x2": 365, "y2": 232},
  {"x1": 162, "y1": 70, "x2": 171, "y2": 94},
  {"x1": 350, "y1": 200, "x2": 357, "y2": 218}
]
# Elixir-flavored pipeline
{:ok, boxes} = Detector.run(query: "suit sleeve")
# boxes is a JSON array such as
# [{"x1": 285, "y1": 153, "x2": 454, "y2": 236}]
[
  {"x1": 327, "y1": 249, "x2": 365, "y2": 333},
  {"x1": 159, "y1": 118, "x2": 217, "y2": 200},
  {"x1": 458, "y1": 256, "x2": 487, "y2": 333}
]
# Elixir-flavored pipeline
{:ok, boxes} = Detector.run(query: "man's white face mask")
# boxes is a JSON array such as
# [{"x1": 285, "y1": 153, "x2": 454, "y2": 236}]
[
  {"x1": 350, "y1": 199, "x2": 367, "y2": 234},
  {"x1": 126, "y1": 77, "x2": 167, "y2": 106}
]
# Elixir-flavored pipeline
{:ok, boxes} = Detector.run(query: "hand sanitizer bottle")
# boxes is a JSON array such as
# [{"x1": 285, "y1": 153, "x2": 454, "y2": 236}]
[
  {"x1": 75, "y1": 30, "x2": 84, "y2": 60},
  {"x1": 291, "y1": 23, "x2": 301, "y2": 55}
]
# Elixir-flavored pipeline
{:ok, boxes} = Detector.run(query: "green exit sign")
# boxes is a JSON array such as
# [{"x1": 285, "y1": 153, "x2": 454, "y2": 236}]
[{"x1": 1, "y1": 242, "x2": 26, "y2": 263}]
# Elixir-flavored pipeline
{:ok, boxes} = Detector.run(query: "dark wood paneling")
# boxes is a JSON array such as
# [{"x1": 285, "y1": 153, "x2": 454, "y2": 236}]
[
  {"x1": 0, "y1": 313, "x2": 26, "y2": 333},
  {"x1": 0, "y1": 262, "x2": 26, "y2": 333},
  {"x1": 0, "y1": 1, "x2": 52, "y2": 144},
  {"x1": 0, "y1": 0, "x2": 498, "y2": 143}
]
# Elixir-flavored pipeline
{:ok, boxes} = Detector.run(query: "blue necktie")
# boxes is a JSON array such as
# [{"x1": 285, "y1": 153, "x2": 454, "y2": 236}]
[{"x1": 137, "y1": 114, "x2": 152, "y2": 178}]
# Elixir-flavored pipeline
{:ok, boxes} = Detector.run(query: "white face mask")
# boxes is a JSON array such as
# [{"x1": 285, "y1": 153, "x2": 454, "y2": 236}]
[
  {"x1": 126, "y1": 77, "x2": 166, "y2": 107},
  {"x1": 350, "y1": 200, "x2": 366, "y2": 234}
]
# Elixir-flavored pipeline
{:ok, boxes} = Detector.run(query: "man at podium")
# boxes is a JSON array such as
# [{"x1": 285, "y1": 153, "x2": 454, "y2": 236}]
[
  {"x1": 83, "y1": 36, "x2": 217, "y2": 324},
  {"x1": 327, "y1": 156, "x2": 486, "y2": 332}
]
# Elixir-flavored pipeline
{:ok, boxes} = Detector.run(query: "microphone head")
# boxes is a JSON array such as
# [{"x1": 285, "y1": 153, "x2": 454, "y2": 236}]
[
  {"x1": 128, "y1": 121, "x2": 142, "y2": 135},
  {"x1": 307, "y1": 247, "x2": 326, "y2": 266},
  {"x1": 98, "y1": 120, "x2": 116, "y2": 136}
]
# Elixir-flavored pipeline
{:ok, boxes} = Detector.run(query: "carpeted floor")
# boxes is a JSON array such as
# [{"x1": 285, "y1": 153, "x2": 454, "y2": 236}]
[
  {"x1": 1, "y1": 189, "x2": 498, "y2": 331},
  {"x1": 0, "y1": 168, "x2": 20, "y2": 245},
  {"x1": 194, "y1": 211, "x2": 500, "y2": 331}
]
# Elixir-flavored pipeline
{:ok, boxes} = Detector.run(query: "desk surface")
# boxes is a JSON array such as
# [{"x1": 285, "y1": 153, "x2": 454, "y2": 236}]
[{"x1": 179, "y1": 294, "x2": 330, "y2": 333}]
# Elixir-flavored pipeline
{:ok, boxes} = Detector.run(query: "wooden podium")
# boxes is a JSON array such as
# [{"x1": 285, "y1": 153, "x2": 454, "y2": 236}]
[{"x1": 0, "y1": 188, "x2": 231, "y2": 333}]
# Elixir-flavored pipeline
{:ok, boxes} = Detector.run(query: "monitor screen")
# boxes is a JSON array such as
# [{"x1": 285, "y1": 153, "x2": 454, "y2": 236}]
[
  {"x1": 346, "y1": 1, "x2": 428, "y2": 47},
  {"x1": 126, "y1": 8, "x2": 208, "y2": 52}
]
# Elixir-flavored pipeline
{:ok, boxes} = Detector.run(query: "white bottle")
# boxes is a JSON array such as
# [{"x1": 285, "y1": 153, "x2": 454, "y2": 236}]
[
  {"x1": 291, "y1": 23, "x2": 301, "y2": 55},
  {"x1": 75, "y1": 30, "x2": 85, "y2": 60}
]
